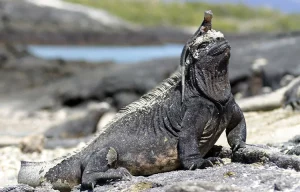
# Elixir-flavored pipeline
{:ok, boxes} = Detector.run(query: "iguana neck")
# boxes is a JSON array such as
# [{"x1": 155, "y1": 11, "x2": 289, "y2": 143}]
[{"x1": 185, "y1": 62, "x2": 231, "y2": 104}]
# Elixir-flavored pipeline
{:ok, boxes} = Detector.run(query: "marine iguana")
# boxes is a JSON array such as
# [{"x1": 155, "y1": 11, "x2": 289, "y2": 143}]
[{"x1": 18, "y1": 11, "x2": 246, "y2": 191}]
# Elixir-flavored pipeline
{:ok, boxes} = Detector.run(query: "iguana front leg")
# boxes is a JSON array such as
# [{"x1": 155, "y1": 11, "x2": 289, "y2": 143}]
[
  {"x1": 178, "y1": 101, "x2": 219, "y2": 170},
  {"x1": 226, "y1": 104, "x2": 247, "y2": 152}
]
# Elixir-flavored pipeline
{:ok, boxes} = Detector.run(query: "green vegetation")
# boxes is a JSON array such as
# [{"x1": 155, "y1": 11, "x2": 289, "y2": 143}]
[{"x1": 65, "y1": 0, "x2": 300, "y2": 32}]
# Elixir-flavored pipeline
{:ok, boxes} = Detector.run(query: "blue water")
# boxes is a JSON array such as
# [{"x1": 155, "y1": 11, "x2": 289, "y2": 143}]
[{"x1": 28, "y1": 44, "x2": 183, "y2": 64}]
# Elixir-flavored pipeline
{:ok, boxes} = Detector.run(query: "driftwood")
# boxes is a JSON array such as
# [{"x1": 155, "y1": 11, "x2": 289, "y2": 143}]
[{"x1": 237, "y1": 76, "x2": 300, "y2": 111}]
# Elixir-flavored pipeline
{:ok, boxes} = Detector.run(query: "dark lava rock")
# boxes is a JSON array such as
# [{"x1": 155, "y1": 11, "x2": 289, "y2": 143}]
[
  {"x1": 3, "y1": 57, "x2": 178, "y2": 112},
  {"x1": 0, "y1": 184, "x2": 58, "y2": 192},
  {"x1": 44, "y1": 106, "x2": 108, "y2": 139},
  {"x1": 74, "y1": 163, "x2": 300, "y2": 192},
  {"x1": 87, "y1": 58, "x2": 179, "y2": 109},
  {"x1": 44, "y1": 136, "x2": 92, "y2": 149},
  {"x1": 270, "y1": 135, "x2": 300, "y2": 155},
  {"x1": 0, "y1": 41, "x2": 114, "y2": 97},
  {"x1": 289, "y1": 135, "x2": 300, "y2": 144},
  {"x1": 42, "y1": 103, "x2": 110, "y2": 148},
  {"x1": 0, "y1": 0, "x2": 190, "y2": 45},
  {"x1": 229, "y1": 32, "x2": 300, "y2": 97},
  {"x1": 287, "y1": 146, "x2": 300, "y2": 156},
  {"x1": 3, "y1": 32, "x2": 300, "y2": 112},
  {"x1": 166, "y1": 181, "x2": 241, "y2": 192},
  {"x1": 3, "y1": 163, "x2": 300, "y2": 192},
  {"x1": 0, "y1": 0, "x2": 134, "y2": 33}
]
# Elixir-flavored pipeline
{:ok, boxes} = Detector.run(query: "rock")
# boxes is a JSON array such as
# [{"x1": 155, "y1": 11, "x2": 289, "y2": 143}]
[
  {"x1": 287, "y1": 146, "x2": 300, "y2": 156},
  {"x1": 0, "y1": 55, "x2": 115, "y2": 109},
  {"x1": 89, "y1": 58, "x2": 179, "y2": 109},
  {"x1": 112, "y1": 92, "x2": 141, "y2": 110},
  {"x1": 0, "y1": 136, "x2": 21, "y2": 147},
  {"x1": 44, "y1": 103, "x2": 108, "y2": 139},
  {"x1": 289, "y1": 135, "x2": 300, "y2": 144},
  {"x1": 274, "y1": 179, "x2": 292, "y2": 191},
  {"x1": 232, "y1": 144, "x2": 300, "y2": 171},
  {"x1": 2, "y1": 32, "x2": 300, "y2": 112},
  {"x1": 229, "y1": 33, "x2": 300, "y2": 98},
  {"x1": 17, "y1": 57, "x2": 178, "y2": 111},
  {"x1": 0, "y1": 0, "x2": 191, "y2": 45},
  {"x1": 74, "y1": 163, "x2": 300, "y2": 192},
  {"x1": 0, "y1": 184, "x2": 59, "y2": 192},
  {"x1": 42, "y1": 102, "x2": 111, "y2": 148},
  {"x1": 19, "y1": 134, "x2": 44, "y2": 153},
  {"x1": 97, "y1": 110, "x2": 117, "y2": 133},
  {"x1": 0, "y1": 184, "x2": 35, "y2": 192},
  {"x1": 126, "y1": 181, "x2": 159, "y2": 192},
  {"x1": 0, "y1": 43, "x2": 114, "y2": 97},
  {"x1": 166, "y1": 181, "x2": 241, "y2": 192},
  {"x1": 0, "y1": 0, "x2": 137, "y2": 43},
  {"x1": 43, "y1": 136, "x2": 92, "y2": 149}
]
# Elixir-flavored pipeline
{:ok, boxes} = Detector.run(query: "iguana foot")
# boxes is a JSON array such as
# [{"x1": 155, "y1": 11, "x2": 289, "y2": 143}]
[
  {"x1": 231, "y1": 141, "x2": 246, "y2": 153},
  {"x1": 81, "y1": 167, "x2": 132, "y2": 190},
  {"x1": 81, "y1": 147, "x2": 120, "y2": 190},
  {"x1": 206, "y1": 157, "x2": 224, "y2": 166},
  {"x1": 113, "y1": 167, "x2": 132, "y2": 181},
  {"x1": 181, "y1": 155, "x2": 223, "y2": 170}
]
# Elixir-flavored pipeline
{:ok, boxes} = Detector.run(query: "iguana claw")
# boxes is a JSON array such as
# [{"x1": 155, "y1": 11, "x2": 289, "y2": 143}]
[{"x1": 232, "y1": 142, "x2": 246, "y2": 153}]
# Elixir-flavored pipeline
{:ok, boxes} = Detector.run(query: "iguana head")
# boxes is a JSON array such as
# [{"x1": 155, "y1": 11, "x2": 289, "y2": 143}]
[
  {"x1": 186, "y1": 29, "x2": 231, "y2": 103},
  {"x1": 181, "y1": 10, "x2": 213, "y2": 103}
]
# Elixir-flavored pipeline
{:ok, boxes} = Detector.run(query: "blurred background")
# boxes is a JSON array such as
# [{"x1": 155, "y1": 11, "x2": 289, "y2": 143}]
[{"x1": 1, "y1": 0, "x2": 300, "y2": 63}]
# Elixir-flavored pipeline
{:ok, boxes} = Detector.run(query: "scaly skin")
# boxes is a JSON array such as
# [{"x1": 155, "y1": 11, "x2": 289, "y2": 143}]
[{"x1": 18, "y1": 11, "x2": 246, "y2": 191}]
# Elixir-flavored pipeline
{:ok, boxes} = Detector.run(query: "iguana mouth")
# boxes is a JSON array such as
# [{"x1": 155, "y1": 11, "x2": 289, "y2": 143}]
[
  {"x1": 224, "y1": 48, "x2": 230, "y2": 57},
  {"x1": 222, "y1": 47, "x2": 231, "y2": 61},
  {"x1": 218, "y1": 48, "x2": 230, "y2": 71},
  {"x1": 215, "y1": 43, "x2": 230, "y2": 81}
]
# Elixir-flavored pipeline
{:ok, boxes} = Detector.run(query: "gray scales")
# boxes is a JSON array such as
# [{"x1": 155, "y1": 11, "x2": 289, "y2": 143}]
[{"x1": 18, "y1": 11, "x2": 246, "y2": 191}]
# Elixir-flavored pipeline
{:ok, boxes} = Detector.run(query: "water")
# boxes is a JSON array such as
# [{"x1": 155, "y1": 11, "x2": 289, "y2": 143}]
[{"x1": 28, "y1": 44, "x2": 183, "y2": 64}]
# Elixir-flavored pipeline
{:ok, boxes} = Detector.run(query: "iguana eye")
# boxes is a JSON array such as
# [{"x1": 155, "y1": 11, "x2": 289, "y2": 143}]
[{"x1": 198, "y1": 42, "x2": 209, "y2": 49}]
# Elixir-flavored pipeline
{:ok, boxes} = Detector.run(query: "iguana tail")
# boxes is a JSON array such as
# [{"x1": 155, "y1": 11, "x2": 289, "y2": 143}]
[
  {"x1": 18, "y1": 156, "x2": 82, "y2": 190},
  {"x1": 18, "y1": 160, "x2": 56, "y2": 187}
]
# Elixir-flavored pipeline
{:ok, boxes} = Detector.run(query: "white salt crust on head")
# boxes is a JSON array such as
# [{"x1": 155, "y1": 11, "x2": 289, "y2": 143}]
[{"x1": 193, "y1": 29, "x2": 225, "y2": 46}]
